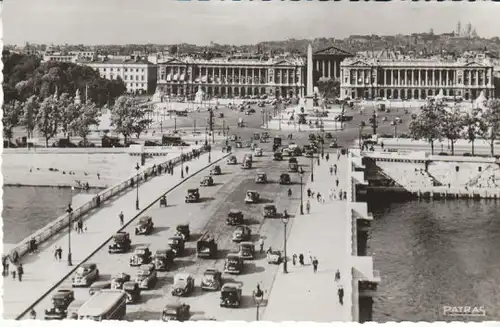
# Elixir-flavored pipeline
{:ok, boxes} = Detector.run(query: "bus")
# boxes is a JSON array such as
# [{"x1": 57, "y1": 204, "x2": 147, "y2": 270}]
[{"x1": 77, "y1": 289, "x2": 127, "y2": 321}]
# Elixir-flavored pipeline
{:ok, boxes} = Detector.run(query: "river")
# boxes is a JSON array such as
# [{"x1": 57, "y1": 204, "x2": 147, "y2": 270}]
[{"x1": 369, "y1": 199, "x2": 500, "y2": 322}]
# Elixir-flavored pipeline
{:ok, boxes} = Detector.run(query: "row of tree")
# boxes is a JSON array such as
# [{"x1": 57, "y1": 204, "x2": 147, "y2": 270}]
[
  {"x1": 2, "y1": 50, "x2": 126, "y2": 106},
  {"x1": 409, "y1": 100, "x2": 500, "y2": 156}
]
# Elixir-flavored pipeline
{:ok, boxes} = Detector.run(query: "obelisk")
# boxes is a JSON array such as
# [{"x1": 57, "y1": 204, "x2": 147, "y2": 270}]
[{"x1": 305, "y1": 44, "x2": 314, "y2": 111}]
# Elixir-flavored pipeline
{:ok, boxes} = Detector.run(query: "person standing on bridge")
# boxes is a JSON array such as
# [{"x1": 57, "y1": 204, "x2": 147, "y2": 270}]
[
  {"x1": 119, "y1": 211, "x2": 124, "y2": 225},
  {"x1": 312, "y1": 257, "x2": 319, "y2": 273},
  {"x1": 325, "y1": 153, "x2": 330, "y2": 162},
  {"x1": 185, "y1": 165, "x2": 189, "y2": 176},
  {"x1": 335, "y1": 269, "x2": 341, "y2": 282},
  {"x1": 258, "y1": 237, "x2": 265, "y2": 254},
  {"x1": 338, "y1": 286, "x2": 344, "y2": 305}
]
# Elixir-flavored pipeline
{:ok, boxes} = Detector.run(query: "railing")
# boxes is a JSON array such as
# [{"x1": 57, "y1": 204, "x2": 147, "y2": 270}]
[{"x1": 7, "y1": 145, "x2": 208, "y2": 262}]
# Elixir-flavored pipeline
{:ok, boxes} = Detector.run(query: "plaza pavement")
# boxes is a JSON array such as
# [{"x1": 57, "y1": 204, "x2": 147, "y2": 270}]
[
  {"x1": 263, "y1": 152, "x2": 352, "y2": 322},
  {"x1": 2, "y1": 150, "x2": 227, "y2": 320}
]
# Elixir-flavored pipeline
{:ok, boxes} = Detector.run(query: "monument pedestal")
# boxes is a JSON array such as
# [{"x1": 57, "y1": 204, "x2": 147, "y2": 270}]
[{"x1": 304, "y1": 96, "x2": 314, "y2": 112}]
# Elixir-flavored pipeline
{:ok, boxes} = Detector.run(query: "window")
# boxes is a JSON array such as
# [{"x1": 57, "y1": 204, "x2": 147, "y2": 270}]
[
  {"x1": 103, "y1": 68, "x2": 107, "y2": 72},
  {"x1": 141, "y1": 76, "x2": 144, "y2": 81},
  {"x1": 125, "y1": 68, "x2": 128, "y2": 72},
  {"x1": 136, "y1": 76, "x2": 138, "y2": 80}
]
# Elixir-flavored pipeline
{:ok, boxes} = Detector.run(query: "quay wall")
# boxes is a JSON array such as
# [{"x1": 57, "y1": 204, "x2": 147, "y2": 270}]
[{"x1": 5, "y1": 145, "x2": 209, "y2": 263}]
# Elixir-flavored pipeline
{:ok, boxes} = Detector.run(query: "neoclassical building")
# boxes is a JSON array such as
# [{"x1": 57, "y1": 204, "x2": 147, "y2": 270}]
[
  {"x1": 313, "y1": 45, "x2": 354, "y2": 81},
  {"x1": 155, "y1": 56, "x2": 306, "y2": 99},
  {"x1": 340, "y1": 57, "x2": 494, "y2": 100}
]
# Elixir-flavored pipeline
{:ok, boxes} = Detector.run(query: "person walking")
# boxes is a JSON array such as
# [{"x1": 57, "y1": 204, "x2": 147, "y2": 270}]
[
  {"x1": 292, "y1": 254, "x2": 297, "y2": 266},
  {"x1": 343, "y1": 191, "x2": 347, "y2": 200},
  {"x1": 306, "y1": 200, "x2": 311, "y2": 214},
  {"x1": 338, "y1": 190, "x2": 343, "y2": 201},
  {"x1": 336, "y1": 178, "x2": 339, "y2": 187},
  {"x1": 298, "y1": 253, "x2": 305, "y2": 266},
  {"x1": 119, "y1": 211, "x2": 124, "y2": 225},
  {"x1": 316, "y1": 192, "x2": 321, "y2": 202},
  {"x1": 258, "y1": 237, "x2": 265, "y2": 254},
  {"x1": 288, "y1": 188, "x2": 292, "y2": 198},
  {"x1": 312, "y1": 257, "x2": 319, "y2": 273},
  {"x1": 307, "y1": 188, "x2": 312, "y2": 198},
  {"x1": 329, "y1": 189, "x2": 334, "y2": 201},
  {"x1": 29, "y1": 309, "x2": 36, "y2": 319},
  {"x1": 57, "y1": 246, "x2": 62, "y2": 260},
  {"x1": 329, "y1": 166, "x2": 333, "y2": 175},
  {"x1": 335, "y1": 269, "x2": 341, "y2": 282},
  {"x1": 77, "y1": 219, "x2": 83, "y2": 233},
  {"x1": 54, "y1": 246, "x2": 59, "y2": 260},
  {"x1": 325, "y1": 153, "x2": 330, "y2": 161},
  {"x1": 185, "y1": 165, "x2": 189, "y2": 175},
  {"x1": 17, "y1": 264, "x2": 24, "y2": 282},
  {"x1": 333, "y1": 164, "x2": 338, "y2": 175},
  {"x1": 338, "y1": 286, "x2": 344, "y2": 305}
]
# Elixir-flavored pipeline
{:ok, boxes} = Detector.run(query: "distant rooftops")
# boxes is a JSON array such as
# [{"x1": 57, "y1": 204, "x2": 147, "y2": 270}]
[
  {"x1": 157, "y1": 55, "x2": 305, "y2": 66},
  {"x1": 76, "y1": 55, "x2": 154, "y2": 65}
]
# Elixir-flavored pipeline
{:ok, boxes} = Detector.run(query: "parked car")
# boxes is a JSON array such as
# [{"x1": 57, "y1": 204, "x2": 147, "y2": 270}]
[
  {"x1": 172, "y1": 273, "x2": 195, "y2": 296},
  {"x1": 123, "y1": 281, "x2": 141, "y2": 304},
  {"x1": 232, "y1": 225, "x2": 251, "y2": 242},
  {"x1": 129, "y1": 246, "x2": 152, "y2": 266},
  {"x1": 88, "y1": 281, "x2": 111, "y2": 296},
  {"x1": 201, "y1": 269, "x2": 223, "y2": 291},
  {"x1": 44, "y1": 289, "x2": 75, "y2": 320},
  {"x1": 135, "y1": 264, "x2": 158, "y2": 290},
  {"x1": 72, "y1": 263, "x2": 99, "y2": 287},
  {"x1": 110, "y1": 272, "x2": 131, "y2": 290},
  {"x1": 108, "y1": 232, "x2": 131, "y2": 253},
  {"x1": 154, "y1": 249, "x2": 175, "y2": 271},
  {"x1": 135, "y1": 216, "x2": 154, "y2": 235}
]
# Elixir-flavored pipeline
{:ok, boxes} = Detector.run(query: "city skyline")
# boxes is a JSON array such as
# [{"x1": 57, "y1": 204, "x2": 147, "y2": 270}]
[{"x1": 3, "y1": 0, "x2": 500, "y2": 46}]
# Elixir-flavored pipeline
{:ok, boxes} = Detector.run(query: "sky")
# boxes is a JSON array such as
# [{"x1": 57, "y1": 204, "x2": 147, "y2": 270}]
[{"x1": 2, "y1": 0, "x2": 500, "y2": 46}]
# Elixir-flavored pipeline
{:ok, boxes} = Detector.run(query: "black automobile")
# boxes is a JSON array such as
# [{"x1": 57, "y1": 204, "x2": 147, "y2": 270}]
[
  {"x1": 108, "y1": 232, "x2": 131, "y2": 253},
  {"x1": 273, "y1": 152, "x2": 283, "y2": 161},
  {"x1": 123, "y1": 281, "x2": 141, "y2": 304},
  {"x1": 279, "y1": 173, "x2": 291, "y2": 185}
]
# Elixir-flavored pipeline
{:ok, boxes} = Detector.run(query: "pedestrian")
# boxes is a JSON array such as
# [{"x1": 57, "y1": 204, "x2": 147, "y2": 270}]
[
  {"x1": 343, "y1": 191, "x2": 347, "y2": 200},
  {"x1": 77, "y1": 220, "x2": 83, "y2": 233},
  {"x1": 54, "y1": 246, "x2": 59, "y2": 260},
  {"x1": 29, "y1": 308, "x2": 36, "y2": 319},
  {"x1": 292, "y1": 254, "x2": 297, "y2": 266},
  {"x1": 17, "y1": 264, "x2": 24, "y2": 282},
  {"x1": 57, "y1": 246, "x2": 62, "y2": 260},
  {"x1": 381, "y1": 141, "x2": 384, "y2": 149},
  {"x1": 329, "y1": 166, "x2": 333, "y2": 175},
  {"x1": 311, "y1": 191, "x2": 315, "y2": 199},
  {"x1": 316, "y1": 192, "x2": 321, "y2": 202},
  {"x1": 338, "y1": 286, "x2": 344, "y2": 305},
  {"x1": 73, "y1": 221, "x2": 78, "y2": 231},
  {"x1": 338, "y1": 190, "x2": 343, "y2": 200},
  {"x1": 119, "y1": 211, "x2": 124, "y2": 225},
  {"x1": 335, "y1": 269, "x2": 341, "y2": 282},
  {"x1": 2, "y1": 255, "x2": 8, "y2": 276},
  {"x1": 334, "y1": 164, "x2": 337, "y2": 175},
  {"x1": 288, "y1": 188, "x2": 292, "y2": 198},
  {"x1": 336, "y1": 178, "x2": 339, "y2": 187},
  {"x1": 258, "y1": 237, "x2": 264, "y2": 254},
  {"x1": 298, "y1": 253, "x2": 305, "y2": 266},
  {"x1": 12, "y1": 268, "x2": 16, "y2": 280},
  {"x1": 329, "y1": 189, "x2": 334, "y2": 201},
  {"x1": 185, "y1": 165, "x2": 189, "y2": 175},
  {"x1": 97, "y1": 173, "x2": 100, "y2": 180},
  {"x1": 306, "y1": 200, "x2": 311, "y2": 214},
  {"x1": 307, "y1": 188, "x2": 312, "y2": 197},
  {"x1": 312, "y1": 257, "x2": 319, "y2": 273},
  {"x1": 337, "y1": 152, "x2": 341, "y2": 161},
  {"x1": 325, "y1": 153, "x2": 330, "y2": 161}
]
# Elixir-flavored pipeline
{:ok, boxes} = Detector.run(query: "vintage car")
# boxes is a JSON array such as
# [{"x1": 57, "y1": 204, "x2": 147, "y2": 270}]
[
  {"x1": 232, "y1": 225, "x2": 251, "y2": 242},
  {"x1": 72, "y1": 263, "x2": 99, "y2": 287},
  {"x1": 329, "y1": 140, "x2": 339, "y2": 148},
  {"x1": 244, "y1": 190, "x2": 260, "y2": 203},
  {"x1": 108, "y1": 232, "x2": 132, "y2": 253},
  {"x1": 241, "y1": 158, "x2": 252, "y2": 169},
  {"x1": 224, "y1": 254, "x2": 244, "y2": 274},
  {"x1": 129, "y1": 245, "x2": 152, "y2": 266},
  {"x1": 65, "y1": 300, "x2": 85, "y2": 320},
  {"x1": 253, "y1": 132, "x2": 260, "y2": 140},
  {"x1": 254, "y1": 147, "x2": 263, "y2": 157},
  {"x1": 279, "y1": 173, "x2": 291, "y2": 185},
  {"x1": 255, "y1": 172, "x2": 267, "y2": 184},
  {"x1": 273, "y1": 152, "x2": 283, "y2": 161},
  {"x1": 135, "y1": 264, "x2": 158, "y2": 290},
  {"x1": 226, "y1": 155, "x2": 237, "y2": 165},
  {"x1": 172, "y1": 273, "x2": 195, "y2": 296},
  {"x1": 197, "y1": 233, "x2": 218, "y2": 259},
  {"x1": 230, "y1": 135, "x2": 238, "y2": 141},
  {"x1": 226, "y1": 209, "x2": 244, "y2": 225},
  {"x1": 44, "y1": 289, "x2": 75, "y2": 320},
  {"x1": 235, "y1": 141, "x2": 243, "y2": 147},
  {"x1": 201, "y1": 268, "x2": 223, "y2": 291},
  {"x1": 168, "y1": 236, "x2": 185, "y2": 257},
  {"x1": 110, "y1": 272, "x2": 131, "y2": 290},
  {"x1": 288, "y1": 157, "x2": 299, "y2": 172},
  {"x1": 263, "y1": 204, "x2": 278, "y2": 218},
  {"x1": 185, "y1": 188, "x2": 200, "y2": 203},
  {"x1": 267, "y1": 249, "x2": 283, "y2": 264},
  {"x1": 238, "y1": 242, "x2": 255, "y2": 260},
  {"x1": 282, "y1": 148, "x2": 293, "y2": 157},
  {"x1": 200, "y1": 175, "x2": 214, "y2": 187},
  {"x1": 161, "y1": 302, "x2": 191, "y2": 322},
  {"x1": 325, "y1": 132, "x2": 333, "y2": 139},
  {"x1": 154, "y1": 249, "x2": 175, "y2": 271},
  {"x1": 89, "y1": 281, "x2": 111, "y2": 296},
  {"x1": 135, "y1": 216, "x2": 154, "y2": 235},
  {"x1": 210, "y1": 165, "x2": 222, "y2": 176},
  {"x1": 305, "y1": 149, "x2": 314, "y2": 157},
  {"x1": 220, "y1": 283, "x2": 243, "y2": 308},
  {"x1": 309, "y1": 133, "x2": 317, "y2": 141},
  {"x1": 176, "y1": 224, "x2": 190, "y2": 241},
  {"x1": 123, "y1": 281, "x2": 141, "y2": 304},
  {"x1": 244, "y1": 153, "x2": 253, "y2": 162}
]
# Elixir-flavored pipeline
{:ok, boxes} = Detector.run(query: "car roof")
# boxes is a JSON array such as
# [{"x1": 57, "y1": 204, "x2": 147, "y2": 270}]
[
  {"x1": 264, "y1": 204, "x2": 276, "y2": 209},
  {"x1": 175, "y1": 272, "x2": 191, "y2": 279},
  {"x1": 204, "y1": 268, "x2": 219, "y2": 275},
  {"x1": 90, "y1": 281, "x2": 111, "y2": 287},
  {"x1": 229, "y1": 209, "x2": 242, "y2": 214},
  {"x1": 135, "y1": 245, "x2": 149, "y2": 250},
  {"x1": 240, "y1": 241, "x2": 253, "y2": 246},
  {"x1": 139, "y1": 264, "x2": 155, "y2": 270},
  {"x1": 169, "y1": 235, "x2": 182, "y2": 240},
  {"x1": 222, "y1": 283, "x2": 242, "y2": 290},
  {"x1": 247, "y1": 190, "x2": 257, "y2": 193},
  {"x1": 123, "y1": 281, "x2": 138, "y2": 288},
  {"x1": 188, "y1": 188, "x2": 199, "y2": 192},
  {"x1": 280, "y1": 173, "x2": 290, "y2": 176},
  {"x1": 177, "y1": 224, "x2": 189, "y2": 228},
  {"x1": 81, "y1": 263, "x2": 95, "y2": 269},
  {"x1": 227, "y1": 253, "x2": 241, "y2": 259}
]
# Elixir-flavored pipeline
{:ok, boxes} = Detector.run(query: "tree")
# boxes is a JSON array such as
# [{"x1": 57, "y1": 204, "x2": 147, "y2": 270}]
[
  {"x1": 57, "y1": 93, "x2": 79, "y2": 140},
  {"x1": 21, "y1": 95, "x2": 40, "y2": 139},
  {"x1": 440, "y1": 106, "x2": 463, "y2": 155},
  {"x1": 70, "y1": 102, "x2": 100, "y2": 142},
  {"x1": 461, "y1": 110, "x2": 485, "y2": 156},
  {"x1": 479, "y1": 99, "x2": 500, "y2": 156},
  {"x1": 409, "y1": 103, "x2": 443, "y2": 155},
  {"x1": 36, "y1": 96, "x2": 61, "y2": 147},
  {"x1": 110, "y1": 95, "x2": 151, "y2": 144},
  {"x1": 2, "y1": 101, "x2": 22, "y2": 146},
  {"x1": 317, "y1": 77, "x2": 340, "y2": 99}
]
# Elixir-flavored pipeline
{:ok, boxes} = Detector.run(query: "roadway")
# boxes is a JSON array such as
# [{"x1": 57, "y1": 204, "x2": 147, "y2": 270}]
[{"x1": 32, "y1": 148, "x2": 307, "y2": 321}]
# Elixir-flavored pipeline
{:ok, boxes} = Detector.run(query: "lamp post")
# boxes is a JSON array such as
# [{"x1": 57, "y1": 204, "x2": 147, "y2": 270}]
[
  {"x1": 310, "y1": 154, "x2": 314, "y2": 182},
  {"x1": 174, "y1": 117, "x2": 177, "y2": 133},
  {"x1": 282, "y1": 216, "x2": 289, "y2": 273},
  {"x1": 160, "y1": 121, "x2": 163, "y2": 133},
  {"x1": 299, "y1": 169, "x2": 304, "y2": 215},
  {"x1": 208, "y1": 140, "x2": 212, "y2": 163},
  {"x1": 252, "y1": 289, "x2": 264, "y2": 321},
  {"x1": 180, "y1": 146, "x2": 184, "y2": 179},
  {"x1": 66, "y1": 202, "x2": 73, "y2": 266},
  {"x1": 135, "y1": 163, "x2": 140, "y2": 210}
]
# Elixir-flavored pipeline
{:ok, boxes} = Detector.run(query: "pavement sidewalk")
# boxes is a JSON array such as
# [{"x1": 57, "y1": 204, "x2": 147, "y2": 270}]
[
  {"x1": 1, "y1": 150, "x2": 227, "y2": 320},
  {"x1": 263, "y1": 153, "x2": 353, "y2": 322}
]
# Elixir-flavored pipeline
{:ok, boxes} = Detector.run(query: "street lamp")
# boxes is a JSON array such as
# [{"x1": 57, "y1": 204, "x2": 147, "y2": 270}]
[
  {"x1": 208, "y1": 141, "x2": 212, "y2": 163},
  {"x1": 204, "y1": 127, "x2": 208, "y2": 146},
  {"x1": 66, "y1": 203, "x2": 73, "y2": 266},
  {"x1": 298, "y1": 168, "x2": 304, "y2": 215},
  {"x1": 174, "y1": 117, "x2": 177, "y2": 133},
  {"x1": 135, "y1": 163, "x2": 140, "y2": 210},
  {"x1": 180, "y1": 146, "x2": 184, "y2": 179},
  {"x1": 282, "y1": 216, "x2": 289, "y2": 273},
  {"x1": 160, "y1": 121, "x2": 163, "y2": 133},
  {"x1": 252, "y1": 288, "x2": 264, "y2": 321},
  {"x1": 310, "y1": 153, "x2": 314, "y2": 182}
]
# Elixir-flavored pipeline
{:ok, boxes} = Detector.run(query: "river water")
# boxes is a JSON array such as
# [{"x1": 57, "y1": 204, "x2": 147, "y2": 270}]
[
  {"x1": 368, "y1": 199, "x2": 500, "y2": 322},
  {"x1": 3, "y1": 186, "x2": 500, "y2": 321}
]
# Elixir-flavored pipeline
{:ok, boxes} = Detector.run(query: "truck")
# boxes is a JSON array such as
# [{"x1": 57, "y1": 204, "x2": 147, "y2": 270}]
[{"x1": 197, "y1": 233, "x2": 218, "y2": 259}]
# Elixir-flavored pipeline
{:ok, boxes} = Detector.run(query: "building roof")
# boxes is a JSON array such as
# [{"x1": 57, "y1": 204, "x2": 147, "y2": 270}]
[
  {"x1": 341, "y1": 57, "x2": 493, "y2": 68},
  {"x1": 158, "y1": 56, "x2": 305, "y2": 67},
  {"x1": 314, "y1": 45, "x2": 353, "y2": 57},
  {"x1": 76, "y1": 57, "x2": 154, "y2": 66}
]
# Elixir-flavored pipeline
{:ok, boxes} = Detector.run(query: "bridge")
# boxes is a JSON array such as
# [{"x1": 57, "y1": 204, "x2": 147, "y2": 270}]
[{"x1": 3, "y1": 146, "x2": 379, "y2": 322}]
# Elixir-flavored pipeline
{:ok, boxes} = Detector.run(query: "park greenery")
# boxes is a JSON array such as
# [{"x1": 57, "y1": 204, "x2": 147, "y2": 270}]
[{"x1": 409, "y1": 100, "x2": 500, "y2": 156}]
